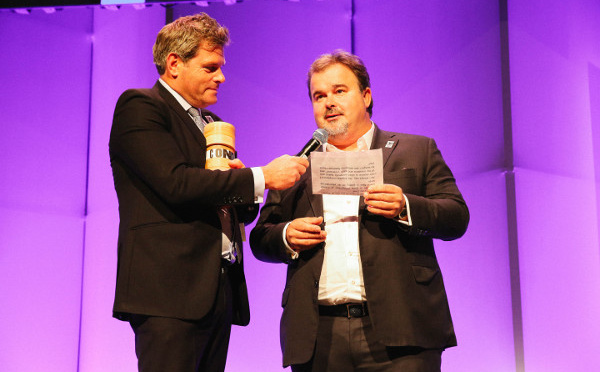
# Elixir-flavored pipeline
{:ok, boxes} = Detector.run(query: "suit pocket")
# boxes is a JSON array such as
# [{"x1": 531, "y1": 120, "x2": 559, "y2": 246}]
[
  {"x1": 386, "y1": 168, "x2": 416, "y2": 181},
  {"x1": 411, "y1": 265, "x2": 439, "y2": 285},
  {"x1": 386, "y1": 168, "x2": 418, "y2": 194}
]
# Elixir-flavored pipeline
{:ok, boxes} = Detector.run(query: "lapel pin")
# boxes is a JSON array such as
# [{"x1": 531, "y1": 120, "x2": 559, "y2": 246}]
[{"x1": 385, "y1": 141, "x2": 394, "y2": 148}]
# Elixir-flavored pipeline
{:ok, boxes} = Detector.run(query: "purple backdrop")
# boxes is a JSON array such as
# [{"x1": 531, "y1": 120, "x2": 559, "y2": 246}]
[
  {"x1": 0, "y1": 7, "x2": 92, "y2": 372},
  {"x1": 1, "y1": 1, "x2": 599, "y2": 371},
  {"x1": 508, "y1": 0, "x2": 600, "y2": 370}
]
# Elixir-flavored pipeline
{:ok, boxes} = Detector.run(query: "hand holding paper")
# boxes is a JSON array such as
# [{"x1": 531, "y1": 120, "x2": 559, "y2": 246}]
[{"x1": 364, "y1": 184, "x2": 405, "y2": 219}]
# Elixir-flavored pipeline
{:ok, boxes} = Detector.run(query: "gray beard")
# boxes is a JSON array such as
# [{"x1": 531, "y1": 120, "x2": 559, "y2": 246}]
[{"x1": 322, "y1": 120, "x2": 349, "y2": 137}]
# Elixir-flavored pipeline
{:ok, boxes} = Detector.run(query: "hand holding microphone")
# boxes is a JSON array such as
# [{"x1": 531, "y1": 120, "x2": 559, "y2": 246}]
[
  {"x1": 262, "y1": 155, "x2": 308, "y2": 190},
  {"x1": 204, "y1": 124, "x2": 328, "y2": 190},
  {"x1": 296, "y1": 128, "x2": 329, "y2": 158},
  {"x1": 262, "y1": 128, "x2": 329, "y2": 190}
]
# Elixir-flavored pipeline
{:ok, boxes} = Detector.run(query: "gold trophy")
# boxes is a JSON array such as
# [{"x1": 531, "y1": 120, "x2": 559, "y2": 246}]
[{"x1": 204, "y1": 121, "x2": 236, "y2": 170}]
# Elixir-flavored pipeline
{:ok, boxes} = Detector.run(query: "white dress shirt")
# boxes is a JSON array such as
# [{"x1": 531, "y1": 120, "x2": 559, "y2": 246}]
[{"x1": 317, "y1": 125, "x2": 374, "y2": 305}]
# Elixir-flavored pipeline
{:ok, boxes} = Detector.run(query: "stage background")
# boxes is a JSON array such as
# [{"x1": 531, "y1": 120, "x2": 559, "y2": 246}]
[{"x1": 0, "y1": 0, "x2": 599, "y2": 371}]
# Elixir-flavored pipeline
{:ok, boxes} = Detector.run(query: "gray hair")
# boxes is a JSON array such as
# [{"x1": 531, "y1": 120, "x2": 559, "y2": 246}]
[{"x1": 152, "y1": 13, "x2": 229, "y2": 75}]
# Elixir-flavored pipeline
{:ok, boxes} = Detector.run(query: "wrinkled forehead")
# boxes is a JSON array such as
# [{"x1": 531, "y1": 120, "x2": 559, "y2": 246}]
[
  {"x1": 193, "y1": 43, "x2": 226, "y2": 64},
  {"x1": 310, "y1": 64, "x2": 360, "y2": 93}
]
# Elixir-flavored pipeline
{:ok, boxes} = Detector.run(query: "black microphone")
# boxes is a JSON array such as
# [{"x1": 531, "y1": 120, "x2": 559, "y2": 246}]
[{"x1": 296, "y1": 128, "x2": 329, "y2": 158}]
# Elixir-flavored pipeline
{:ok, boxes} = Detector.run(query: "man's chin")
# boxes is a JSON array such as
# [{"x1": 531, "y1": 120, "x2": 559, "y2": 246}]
[
  {"x1": 200, "y1": 97, "x2": 218, "y2": 108},
  {"x1": 321, "y1": 122, "x2": 348, "y2": 137}
]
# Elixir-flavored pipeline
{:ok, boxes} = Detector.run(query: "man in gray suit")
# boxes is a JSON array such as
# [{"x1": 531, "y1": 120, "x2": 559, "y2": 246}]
[{"x1": 250, "y1": 50, "x2": 469, "y2": 372}]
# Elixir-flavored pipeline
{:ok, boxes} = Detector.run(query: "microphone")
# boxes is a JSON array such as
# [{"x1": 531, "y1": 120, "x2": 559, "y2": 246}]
[{"x1": 296, "y1": 128, "x2": 329, "y2": 158}]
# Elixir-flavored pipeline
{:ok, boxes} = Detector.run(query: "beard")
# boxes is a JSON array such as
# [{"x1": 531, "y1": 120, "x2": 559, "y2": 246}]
[
  {"x1": 322, "y1": 120, "x2": 349, "y2": 137},
  {"x1": 320, "y1": 108, "x2": 349, "y2": 137}
]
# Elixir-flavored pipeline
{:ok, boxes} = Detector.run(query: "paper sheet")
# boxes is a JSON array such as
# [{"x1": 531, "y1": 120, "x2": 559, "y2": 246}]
[{"x1": 311, "y1": 149, "x2": 383, "y2": 195}]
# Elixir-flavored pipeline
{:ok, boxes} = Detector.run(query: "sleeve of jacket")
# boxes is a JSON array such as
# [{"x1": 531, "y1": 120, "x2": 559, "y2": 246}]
[
  {"x1": 237, "y1": 204, "x2": 259, "y2": 225},
  {"x1": 109, "y1": 89, "x2": 255, "y2": 207},
  {"x1": 249, "y1": 189, "x2": 296, "y2": 264},
  {"x1": 402, "y1": 138, "x2": 469, "y2": 241}
]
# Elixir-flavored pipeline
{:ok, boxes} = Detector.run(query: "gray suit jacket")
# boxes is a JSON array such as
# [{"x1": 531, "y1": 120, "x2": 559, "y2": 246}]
[{"x1": 250, "y1": 125, "x2": 469, "y2": 366}]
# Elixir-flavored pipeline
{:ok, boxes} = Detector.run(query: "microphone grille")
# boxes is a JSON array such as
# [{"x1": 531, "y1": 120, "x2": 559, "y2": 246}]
[{"x1": 313, "y1": 128, "x2": 329, "y2": 144}]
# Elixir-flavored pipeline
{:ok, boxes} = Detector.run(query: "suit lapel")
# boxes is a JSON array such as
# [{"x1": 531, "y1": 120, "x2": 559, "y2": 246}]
[
  {"x1": 154, "y1": 81, "x2": 207, "y2": 148},
  {"x1": 200, "y1": 109, "x2": 219, "y2": 124},
  {"x1": 304, "y1": 154, "x2": 324, "y2": 217},
  {"x1": 371, "y1": 124, "x2": 399, "y2": 168},
  {"x1": 307, "y1": 170, "x2": 324, "y2": 217},
  {"x1": 357, "y1": 125, "x2": 399, "y2": 211}
]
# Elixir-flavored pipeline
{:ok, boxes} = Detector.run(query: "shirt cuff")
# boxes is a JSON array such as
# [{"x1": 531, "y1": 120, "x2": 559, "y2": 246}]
[
  {"x1": 396, "y1": 194, "x2": 413, "y2": 226},
  {"x1": 250, "y1": 167, "x2": 265, "y2": 204},
  {"x1": 282, "y1": 222, "x2": 299, "y2": 260}
]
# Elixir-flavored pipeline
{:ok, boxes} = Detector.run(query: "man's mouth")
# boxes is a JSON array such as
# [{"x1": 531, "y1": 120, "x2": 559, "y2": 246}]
[{"x1": 325, "y1": 111, "x2": 342, "y2": 120}]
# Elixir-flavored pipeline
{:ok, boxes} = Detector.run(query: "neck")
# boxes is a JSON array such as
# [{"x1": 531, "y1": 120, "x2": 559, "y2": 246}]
[
  {"x1": 161, "y1": 75, "x2": 182, "y2": 93},
  {"x1": 328, "y1": 119, "x2": 371, "y2": 151},
  {"x1": 329, "y1": 140, "x2": 360, "y2": 151}
]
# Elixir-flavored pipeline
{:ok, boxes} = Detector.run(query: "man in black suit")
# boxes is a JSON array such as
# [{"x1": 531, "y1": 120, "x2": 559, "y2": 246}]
[
  {"x1": 109, "y1": 13, "x2": 308, "y2": 372},
  {"x1": 250, "y1": 50, "x2": 469, "y2": 371}
]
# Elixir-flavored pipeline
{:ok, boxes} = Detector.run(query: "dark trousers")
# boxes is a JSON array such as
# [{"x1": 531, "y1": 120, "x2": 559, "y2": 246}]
[
  {"x1": 129, "y1": 267, "x2": 233, "y2": 372},
  {"x1": 291, "y1": 315, "x2": 442, "y2": 372}
]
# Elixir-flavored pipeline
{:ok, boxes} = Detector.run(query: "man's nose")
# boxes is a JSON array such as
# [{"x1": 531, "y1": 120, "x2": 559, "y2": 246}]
[
  {"x1": 215, "y1": 69, "x2": 225, "y2": 83},
  {"x1": 325, "y1": 95, "x2": 336, "y2": 107}
]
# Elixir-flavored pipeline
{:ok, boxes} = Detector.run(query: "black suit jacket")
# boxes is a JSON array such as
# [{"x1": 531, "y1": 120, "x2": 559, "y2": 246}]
[
  {"x1": 109, "y1": 81, "x2": 257, "y2": 325},
  {"x1": 250, "y1": 125, "x2": 469, "y2": 366}
]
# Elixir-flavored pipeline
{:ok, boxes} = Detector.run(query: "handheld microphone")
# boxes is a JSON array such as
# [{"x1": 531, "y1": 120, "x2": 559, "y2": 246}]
[{"x1": 296, "y1": 128, "x2": 329, "y2": 158}]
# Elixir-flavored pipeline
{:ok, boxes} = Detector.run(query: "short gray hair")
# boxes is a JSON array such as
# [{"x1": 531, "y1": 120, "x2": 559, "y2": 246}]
[{"x1": 152, "y1": 13, "x2": 229, "y2": 75}]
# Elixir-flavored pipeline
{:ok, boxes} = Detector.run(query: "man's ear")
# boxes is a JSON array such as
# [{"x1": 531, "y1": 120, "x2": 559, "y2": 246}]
[
  {"x1": 362, "y1": 87, "x2": 372, "y2": 108},
  {"x1": 165, "y1": 53, "x2": 181, "y2": 78}
]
